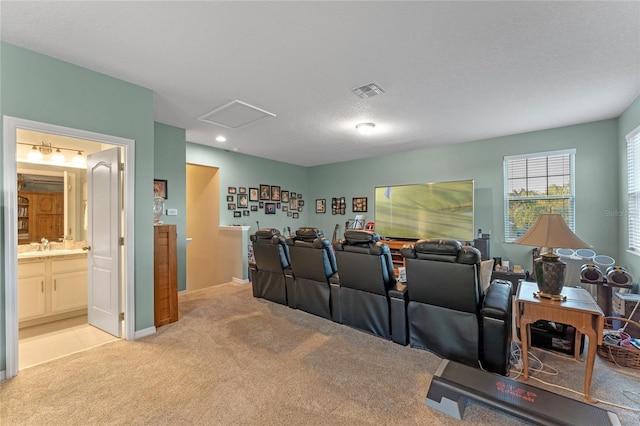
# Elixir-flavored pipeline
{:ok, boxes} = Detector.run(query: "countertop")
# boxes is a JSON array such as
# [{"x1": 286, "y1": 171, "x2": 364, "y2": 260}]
[{"x1": 18, "y1": 248, "x2": 87, "y2": 261}]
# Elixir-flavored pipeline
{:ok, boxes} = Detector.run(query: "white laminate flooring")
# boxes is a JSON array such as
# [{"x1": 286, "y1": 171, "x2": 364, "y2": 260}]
[{"x1": 19, "y1": 316, "x2": 119, "y2": 369}]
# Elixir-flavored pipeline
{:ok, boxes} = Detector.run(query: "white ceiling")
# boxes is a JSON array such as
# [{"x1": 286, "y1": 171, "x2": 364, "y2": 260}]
[{"x1": 1, "y1": 1, "x2": 639, "y2": 167}]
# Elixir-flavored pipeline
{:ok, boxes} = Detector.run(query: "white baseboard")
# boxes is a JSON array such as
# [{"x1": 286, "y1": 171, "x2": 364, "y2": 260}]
[
  {"x1": 232, "y1": 277, "x2": 250, "y2": 284},
  {"x1": 134, "y1": 326, "x2": 156, "y2": 339}
]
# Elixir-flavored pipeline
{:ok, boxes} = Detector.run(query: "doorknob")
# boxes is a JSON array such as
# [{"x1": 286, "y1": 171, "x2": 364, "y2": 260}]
[{"x1": 82, "y1": 245, "x2": 92, "y2": 251}]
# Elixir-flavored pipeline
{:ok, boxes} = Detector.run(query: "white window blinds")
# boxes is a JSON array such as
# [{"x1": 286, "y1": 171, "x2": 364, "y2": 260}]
[
  {"x1": 627, "y1": 126, "x2": 640, "y2": 253},
  {"x1": 504, "y1": 150, "x2": 576, "y2": 242}
]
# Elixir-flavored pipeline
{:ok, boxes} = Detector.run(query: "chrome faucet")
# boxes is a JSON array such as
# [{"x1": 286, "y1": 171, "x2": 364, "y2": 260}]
[{"x1": 40, "y1": 238, "x2": 50, "y2": 251}]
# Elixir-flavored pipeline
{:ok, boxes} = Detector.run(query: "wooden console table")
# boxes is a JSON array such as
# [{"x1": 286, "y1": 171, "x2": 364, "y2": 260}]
[{"x1": 516, "y1": 281, "x2": 604, "y2": 402}]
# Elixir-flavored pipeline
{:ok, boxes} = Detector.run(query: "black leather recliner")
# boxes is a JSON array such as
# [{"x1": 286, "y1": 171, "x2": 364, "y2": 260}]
[
  {"x1": 249, "y1": 228, "x2": 292, "y2": 306},
  {"x1": 401, "y1": 239, "x2": 512, "y2": 375},
  {"x1": 285, "y1": 227, "x2": 338, "y2": 320},
  {"x1": 333, "y1": 230, "x2": 408, "y2": 344}
]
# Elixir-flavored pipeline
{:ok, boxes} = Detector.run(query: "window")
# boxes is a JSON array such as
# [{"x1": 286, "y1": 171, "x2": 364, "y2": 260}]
[
  {"x1": 627, "y1": 126, "x2": 640, "y2": 253},
  {"x1": 504, "y1": 149, "x2": 575, "y2": 242}
]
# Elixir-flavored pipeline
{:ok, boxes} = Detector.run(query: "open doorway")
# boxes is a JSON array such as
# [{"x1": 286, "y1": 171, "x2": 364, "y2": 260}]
[
  {"x1": 3, "y1": 116, "x2": 136, "y2": 379},
  {"x1": 186, "y1": 164, "x2": 220, "y2": 290}
]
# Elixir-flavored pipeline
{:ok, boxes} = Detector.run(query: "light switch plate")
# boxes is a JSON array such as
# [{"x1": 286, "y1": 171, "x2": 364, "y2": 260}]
[{"x1": 166, "y1": 209, "x2": 178, "y2": 216}]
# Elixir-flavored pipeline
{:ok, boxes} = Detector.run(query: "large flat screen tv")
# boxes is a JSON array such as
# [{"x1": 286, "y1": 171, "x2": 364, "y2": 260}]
[{"x1": 374, "y1": 180, "x2": 474, "y2": 241}]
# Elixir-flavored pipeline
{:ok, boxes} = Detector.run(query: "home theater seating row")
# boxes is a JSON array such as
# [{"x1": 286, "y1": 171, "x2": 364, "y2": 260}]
[{"x1": 249, "y1": 228, "x2": 513, "y2": 376}]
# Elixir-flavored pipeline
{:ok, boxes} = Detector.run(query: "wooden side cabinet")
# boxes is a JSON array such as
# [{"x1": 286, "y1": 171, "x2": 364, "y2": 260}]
[{"x1": 154, "y1": 224, "x2": 178, "y2": 327}]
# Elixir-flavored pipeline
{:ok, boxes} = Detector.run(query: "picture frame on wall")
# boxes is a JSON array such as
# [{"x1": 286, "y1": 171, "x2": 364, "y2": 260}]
[
  {"x1": 226, "y1": 195, "x2": 234, "y2": 202},
  {"x1": 290, "y1": 199, "x2": 298, "y2": 210},
  {"x1": 282, "y1": 191, "x2": 289, "y2": 203},
  {"x1": 239, "y1": 187, "x2": 247, "y2": 194},
  {"x1": 233, "y1": 211, "x2": 241, "y2": 218},
  {"x1": 249, "y1": 187, "x2": 259, "y2": 202},
  {"x1": 293, "y1": 212, "x2": 299, "y2": 219},
  {"x1": 271, "y1": 185, "x2": 281, "y2": 201},
  {"x1": 299, "y1": 200, "x2": 304, "y2": 207},
  {"x1": 265, "y1": 202, "x2": 276, "y2": 214},
  {"x1": 339, "y1": 197, "x2": 346, "y2": 215},
  {"x1": 237, "y1": 194, "x2": 248, "y2": 208},
  {"x1": 227, "y1": 203, "x2": 236, "y2": 210},
  {"x1": 282, "y1": 206, "x2": 288, "y2": 212},
  {"x1": 251, "y1": 205, "x2": 258, "y2": 212},
  {"x1": 154, "y1": 179, "x2": 168, "y2": 199},
  {"x1": 291, "y1": 192, "x2": 297, "y2": 199},
  {"x1": 316, "y1": 199, "x2": 326, "y2": 214},
  {"x1": 352, "y1": 197, "x2": 368, "y2": 213},
  {"x1": 243, "y1": 210, "x2": 250, "y2": 216},
  {"x1": 259, "y1": 202, "x2": 264, "y2": 208},
  {"x1": 260, "y1": 184, "x2": 271, "y2": 200},
  {"x1": 228, "y1": 186, "x2": 237, "y2": 194}
]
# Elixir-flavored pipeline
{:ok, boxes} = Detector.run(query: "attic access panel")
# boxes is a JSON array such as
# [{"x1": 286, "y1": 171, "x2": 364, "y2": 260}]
[{"x1": 199, "y1": 100, "x2": 276, "y2": 129}]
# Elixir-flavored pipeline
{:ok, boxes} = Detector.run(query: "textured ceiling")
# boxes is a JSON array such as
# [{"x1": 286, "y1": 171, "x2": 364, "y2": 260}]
[{"x1": 1, "y1": 1, "x2": 639, "y2": 166}]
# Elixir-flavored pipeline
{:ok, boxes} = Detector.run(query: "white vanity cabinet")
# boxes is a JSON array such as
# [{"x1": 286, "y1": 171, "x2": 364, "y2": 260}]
[
  {"x1": 18, "y1": 261, "x2": 46, "y2": 320},
  {"x1": 18, "y1": 253, "x2": 88, "y2": 327},
  {"x1": 51, "y1": 258, "x2": 88, "y2": 313}
]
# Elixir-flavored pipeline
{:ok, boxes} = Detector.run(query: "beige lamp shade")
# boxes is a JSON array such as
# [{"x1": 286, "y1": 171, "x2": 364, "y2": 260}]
[{"x1": 513, "y1": 213, "x2": 590, "y2": 252}]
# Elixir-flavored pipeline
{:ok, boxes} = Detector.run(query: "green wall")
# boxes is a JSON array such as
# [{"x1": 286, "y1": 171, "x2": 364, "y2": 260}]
[
  {"x1": 307, "y1": 119, "x2": 622, "y2": 272},
  {"x1": 0, "y1": 42, "x2": 156, "y2": 371},
  {"x1": 1, "y1": 40, "x2": 638, "y2": 375},
  {"x1": 618, "y1": 95, "x2": 640, "y2": 281},
  {"x1": 186, "y1": 143, "x2": 310, "y2": 236},
  {"x1": 154, "y1": 122, "x2": 187, "y2": 291}
]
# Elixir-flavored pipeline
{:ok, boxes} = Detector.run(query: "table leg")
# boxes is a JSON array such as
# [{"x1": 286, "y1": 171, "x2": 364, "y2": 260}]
[
  {"x1": 521, "y1": 319, "x2": 531, "y2": 380},
  {"x1": 583, "y1": 330, "x2": 598, "y2": 403},
  {"x1": 574, "y1": 330, "x2": 582, "y2": 361}
]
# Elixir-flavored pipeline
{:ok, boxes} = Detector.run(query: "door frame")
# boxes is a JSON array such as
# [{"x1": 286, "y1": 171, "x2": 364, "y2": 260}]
[{"x1": 3, "y1": 116, "x2": 136, "y2": 379}]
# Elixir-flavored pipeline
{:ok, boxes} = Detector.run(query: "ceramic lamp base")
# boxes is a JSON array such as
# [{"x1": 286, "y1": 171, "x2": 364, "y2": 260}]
[{"x1": 534, "y1": 254, "x2": 566, "y2": 297}]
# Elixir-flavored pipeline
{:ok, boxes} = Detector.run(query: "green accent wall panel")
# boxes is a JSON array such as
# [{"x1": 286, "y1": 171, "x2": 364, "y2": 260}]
[{"x1": 154, "y1": 122, "x2": 187, "y2": 291}]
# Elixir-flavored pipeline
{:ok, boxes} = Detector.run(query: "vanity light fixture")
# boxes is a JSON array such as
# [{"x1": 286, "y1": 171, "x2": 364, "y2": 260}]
[
  {"x1": 19, "y1": 142, "x2": 86, "y2": 168},
  {"x1": 51, "y1": 148, "x2": 66, "y2": 163},
  {"x1": 27, "y1": 145, "x2": 43, "y2": 161},
  {"x1": 72, "y1": 150, "x2": 86, "y2": 167},
  {"x1": 356, "y1": 122, "x2": 376, "y2": 135}
]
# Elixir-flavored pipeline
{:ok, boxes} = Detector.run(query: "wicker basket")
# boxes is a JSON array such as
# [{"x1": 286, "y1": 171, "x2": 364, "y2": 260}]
[{"x1": 597, "y1": 317, "x2": 640, "y2": 369}]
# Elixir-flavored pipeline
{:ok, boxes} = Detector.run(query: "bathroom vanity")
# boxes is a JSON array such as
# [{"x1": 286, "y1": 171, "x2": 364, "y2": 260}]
[{"x1": 18, "y1": 249, "x2": 88, "y2": 328}]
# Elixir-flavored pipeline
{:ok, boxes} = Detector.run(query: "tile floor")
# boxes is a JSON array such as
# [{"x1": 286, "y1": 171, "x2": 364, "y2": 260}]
[{"x1": 19, "y1": 315, "x2": 119, "y2": 369}]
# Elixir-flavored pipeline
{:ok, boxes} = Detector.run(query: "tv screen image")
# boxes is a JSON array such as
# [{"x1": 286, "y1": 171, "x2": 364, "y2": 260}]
[{"x1": 374, "y1": 180, "x2": 474, "y2": 241}]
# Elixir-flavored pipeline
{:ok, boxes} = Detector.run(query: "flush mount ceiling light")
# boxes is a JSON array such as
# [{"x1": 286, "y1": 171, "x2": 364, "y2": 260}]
[
  {"x1": 356, "y1": 122, "x2": 376, "y2": 135},
  {"x1": 216, "y1": 136, "x2": 227, "y2": 142}
]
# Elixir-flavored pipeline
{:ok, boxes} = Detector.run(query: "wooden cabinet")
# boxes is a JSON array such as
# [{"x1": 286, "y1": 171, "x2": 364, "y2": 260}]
[
  {"x1": 381, "y1": 239, "x2": 416, "y2": 272},
  {"x1": 154, "y1": 224, "x2": 178, "y2": 327},
  {"x1": 17, "y1": 194, "x2": 33, "y2": 242},
  {"x1": 18, "y1": 191, "x2": 64, "y2": 242},
  {"x1": 18, "y1": 255, "x2": 88, "y2": 326}
]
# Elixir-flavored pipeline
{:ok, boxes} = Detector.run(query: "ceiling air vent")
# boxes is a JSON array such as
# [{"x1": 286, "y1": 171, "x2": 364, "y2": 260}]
[
  {"x1": 199, "y1": 100, "x2": 276, "y2": 130},
  {"x1": 351, "y1": 81, "x2": 386, "y2": 99}
]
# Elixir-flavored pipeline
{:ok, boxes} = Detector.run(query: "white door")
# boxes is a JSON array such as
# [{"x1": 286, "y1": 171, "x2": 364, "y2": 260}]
[{"x1": 87, "y1": 147, "x2": 122, "y2": 337}]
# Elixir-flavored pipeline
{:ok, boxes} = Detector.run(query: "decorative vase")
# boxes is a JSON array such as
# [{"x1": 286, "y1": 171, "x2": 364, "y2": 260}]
[{"x1": 153, "y1": 197, "x2": 165, "y2": 224}]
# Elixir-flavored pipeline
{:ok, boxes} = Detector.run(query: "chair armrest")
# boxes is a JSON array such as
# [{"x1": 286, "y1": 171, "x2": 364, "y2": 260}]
[
  {"x1": 481, "y1": 280, "x2": 512, "y2": 321},
  {"x1": 480, "y1": 280, "x2": 512, "y2": 375},
  {"x1": 389, "y1": 282, "x2": 408, "y2": 345},
  {"x1": 329, "y1": 273, "x2": 341, "y2": 323}
]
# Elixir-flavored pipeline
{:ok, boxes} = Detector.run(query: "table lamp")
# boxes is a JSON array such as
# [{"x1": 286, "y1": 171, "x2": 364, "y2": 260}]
[{"x1": 513, "y1": 213, "x2": 590, "y2": 300}]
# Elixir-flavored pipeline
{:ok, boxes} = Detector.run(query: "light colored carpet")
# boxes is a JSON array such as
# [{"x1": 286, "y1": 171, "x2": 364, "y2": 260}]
[{"x1": 1, "y1": 282, "x2": 639, "y2": 425}]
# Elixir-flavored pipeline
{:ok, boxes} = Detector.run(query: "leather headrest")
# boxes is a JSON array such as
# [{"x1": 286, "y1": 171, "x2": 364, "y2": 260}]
[
  {"x1": 295, "y1": 227, "x2": 324, "y2": 242},
  {"x1": 458, "y1": 245, "x2": 481, "y2": 264},
  {"x1": 414, "y1": 239, "x2": 461, "y2": 255},
  {"x1": 255, "y1": 228, "x2": 281, "y2": 239},
  {"x1": 344, "y1": 230, "x2": 380, "y2": 245}
]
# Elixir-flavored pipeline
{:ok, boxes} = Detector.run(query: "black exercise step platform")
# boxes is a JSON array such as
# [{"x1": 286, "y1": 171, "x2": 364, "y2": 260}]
[{"x1": 425, "y1": 360, "x2": 620, "y2": 426}]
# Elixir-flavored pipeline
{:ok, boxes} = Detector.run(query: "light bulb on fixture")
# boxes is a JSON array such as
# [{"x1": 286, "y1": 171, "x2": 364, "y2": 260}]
[
  {"x1": 51, "y1": 148, "x2": 66, "y2": 163},
  {"x1": 356, "y1": 122, "x2": 376, "y2": 135},
  {"x1": 27, "y1": 145, "x2": 43, "y2": 161},
  {"x1": 73, "y1": 150, "x2": 86, "y2": 167}
]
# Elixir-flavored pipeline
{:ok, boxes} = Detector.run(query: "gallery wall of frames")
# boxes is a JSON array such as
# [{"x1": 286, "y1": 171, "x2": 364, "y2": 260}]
[{"x1": 226, "y1": 184, "x2": 368, "y2": 220}]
